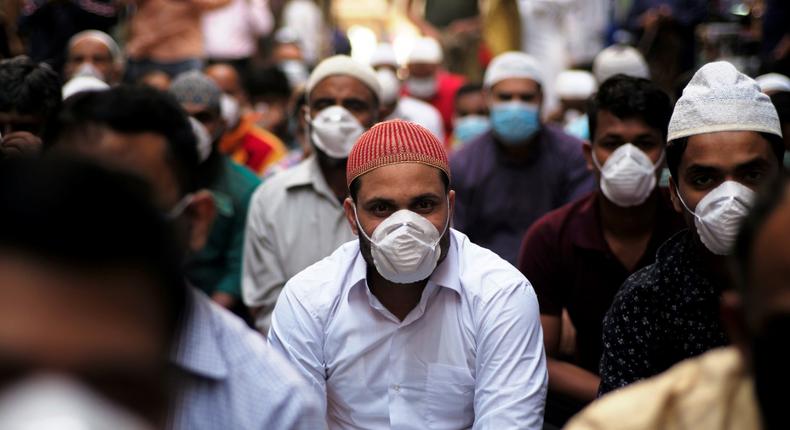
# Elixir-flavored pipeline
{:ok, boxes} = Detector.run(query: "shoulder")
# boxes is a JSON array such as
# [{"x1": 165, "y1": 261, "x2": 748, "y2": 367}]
[
  {"x1": 454, "y1": 231, "x2": 534, "y2": 303},
  {"x1": 223, "y1": 159, "x2": 261, "y2": 197},
  {"x1": 542, "y1": 125, "x2": 586, "y2": 154},
  {"x1": 567, "y1": 347, "x2": 750, "y2": 430},
  {"x1": 527, "y1": 193, "x2": 593, "y2": 242},
  {"x1": 450, "y1": 132, "x2": 493, "y2": 173},
  {"x1": 280, "y1": 240, "x2": 361, "y2": 319},
  {"x1": 249, "y1": 162, "x2": 306, "y2": 211}
]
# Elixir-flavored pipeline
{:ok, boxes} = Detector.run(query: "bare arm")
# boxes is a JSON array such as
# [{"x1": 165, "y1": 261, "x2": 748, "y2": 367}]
[{"x1": 542, "y1": 314, "x2": 600, "y2": 402}]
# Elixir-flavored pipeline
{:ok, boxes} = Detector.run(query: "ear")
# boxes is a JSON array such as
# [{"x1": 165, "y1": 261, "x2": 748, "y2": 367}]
[
  {"x1": 448, "y1": 189, "x2": 456, "y2": 222},
  {"x1": 186, "y1": 190, "x2": 216, "y2": 252},
  {"x1": 582, "y1": 141, "x2": 595, "y2": 172},
  {"x1": 301, "y1": 104, "x2": 311, "y2": 123},
  {"x1": 720, "y1": 290, "x2": 751, "y2": 365},
  {"x1": 668, "y1": 176, "x2": 683, "y2": 213},
  {"x1": 343, "y1": 197, "x2": 359, "y2": 236}
]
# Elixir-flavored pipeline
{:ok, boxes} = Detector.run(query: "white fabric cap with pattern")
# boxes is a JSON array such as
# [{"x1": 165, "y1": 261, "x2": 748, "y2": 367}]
[
  {"x1": 592, "y1": 44, "x2": 649, "y2": 84},
  {"x1": 667, "y1": 61, "x2": 783, "y2": 142},
  {"x1": 483, "y1": 51, "x2": 544, "y2": 89},
  {"x1": 370, "y1": 43, "x2": 398, "y2": 68},
  {"x1": 306, "y1": 55, "x2": 382, "y2": 102},
  {"x1": 556, "y1": 70, "x2": 597, "y2": 99},
  {"x1": 407, "y1": 37, "x2": 443, "y2": 64},
  {"x1": 755, "y1": 73, "x2": 790, "y2": 94}
]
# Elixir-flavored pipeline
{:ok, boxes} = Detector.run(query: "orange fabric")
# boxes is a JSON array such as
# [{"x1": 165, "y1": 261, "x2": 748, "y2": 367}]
[{"x1": 219, "y1": 113, "x2": 288, "y2": 176}]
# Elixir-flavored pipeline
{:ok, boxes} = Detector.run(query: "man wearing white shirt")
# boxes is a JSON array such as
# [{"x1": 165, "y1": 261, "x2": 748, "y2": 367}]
[{"x1": 269, "y1": 119, "x2": 547, "y2": 429}]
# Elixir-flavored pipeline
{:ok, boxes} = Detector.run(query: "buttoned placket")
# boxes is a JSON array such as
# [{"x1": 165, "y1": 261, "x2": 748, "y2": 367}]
[{"x1": 363, "y1": 281, "x2": 441, "y2": 427}]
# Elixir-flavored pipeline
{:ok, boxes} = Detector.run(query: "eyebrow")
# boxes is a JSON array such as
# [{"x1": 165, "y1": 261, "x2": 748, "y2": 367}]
[
  {"x1": 363, "y1": 193, "x2": 443, "y2": 207},
  {"x1": 735, "y1": 158, "x2": 772, "y2": 171}
]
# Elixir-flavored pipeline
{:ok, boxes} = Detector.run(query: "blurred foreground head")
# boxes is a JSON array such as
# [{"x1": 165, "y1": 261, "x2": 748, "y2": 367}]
[{"x1": 0, "y1": 157, "x2": 186, "y2": 427}]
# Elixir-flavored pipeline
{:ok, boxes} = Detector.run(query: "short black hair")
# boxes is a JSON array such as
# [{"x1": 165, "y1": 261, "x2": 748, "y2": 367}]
[
  {"x1": 244, "y1": 65, "x2": 291, "y2": 100},
  {"x1": 587, "y1": 74, "x2": 672, "y2": 142},
  {"x1": 666, "y1": 133, "x2": 785, "y2": 179},
  {"x1": 454, "y1": 83, "x2": 483, "y2": 107},
  {"x1": 732, "y1": 174, "x2": 789, "y2": 296},
  {"x1": 0, "y1": 156, "x2": 186, "y2": 336},
  {"x1": 349, "y1": 170, "x2": 450, "y2": 202},
  {"x1": 770, "y1": 92, "x2": 790, "y2": 125},
  {"x1": 46, "y1": 85, "x2": 199, "y2": 194},
  {"x1": 0, "y1": 56, "x2": 61, "y2": 123}
]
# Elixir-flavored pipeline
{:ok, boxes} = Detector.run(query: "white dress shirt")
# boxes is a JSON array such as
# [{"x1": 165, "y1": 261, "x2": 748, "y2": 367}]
[
  {"x1": 387, "y1": 96, "x2": 446, "y2": 142},
  {"x1": 243, "y1": 155, "x2": 355, "y2": 332},
  {"x1": 269, "y1": 229, "x2": 547, "y2": 429}
]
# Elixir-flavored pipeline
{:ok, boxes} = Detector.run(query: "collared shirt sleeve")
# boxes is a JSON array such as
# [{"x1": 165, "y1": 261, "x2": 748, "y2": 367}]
[
  {"x1": 473, "y1": 279, "x2": 548, "y2": 429},
  {"x1": 268, "y1": 283, "x2": 328, "y2": 420},
  {"x1": 242, "y1": 186, "x2": 287, "y2": 331},
  {"x1": 598, "y1": 270, "x2": 659, "y2": 395}
]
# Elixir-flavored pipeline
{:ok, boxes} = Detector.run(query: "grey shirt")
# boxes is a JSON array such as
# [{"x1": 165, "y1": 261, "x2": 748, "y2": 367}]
[
  {"x1": 450, "y1": 126, "x2": 595, "y2": 265},
  {"x1": 242, "y1": 155, "x2": 355, "y2": 331}
]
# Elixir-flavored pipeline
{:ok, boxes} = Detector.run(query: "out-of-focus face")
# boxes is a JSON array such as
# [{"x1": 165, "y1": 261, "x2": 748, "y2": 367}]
[
  {"x1": 454, "y1": 91, "x2": 488, "y2": 118},
  {"x1": 305, "y1": 75, "x2": 378, "y2": 129},
  {"x1": 0, "y1": 254, "x2": 170, "y2": 425},
  {"x1": 272, "y1": 43, "x2": 303, "y2": 63},
  {"x1": 0, "y1": 112, "x2": 45, "y2": 158},
  {"x1": 406, "y1": 62, "x2": 438, "y2": 79},
  {"x1": 64, "y1": 38, "x2": 117, "y2": 83},
  {"x1": 205, "y1": 64, "x2": 248, "y2": 108},
  {"x1": 670, "y1": 131, "x2": 779, "y2": 227},
  {"x1": 181, "y1": 102, "x2": 223, "y2": 142},
  {"x1": 487, "y1": 78, "x2": 542, "y2": 109},
  {"x1": 585, "y1": 110, "x2": 664, "y2": 181}
]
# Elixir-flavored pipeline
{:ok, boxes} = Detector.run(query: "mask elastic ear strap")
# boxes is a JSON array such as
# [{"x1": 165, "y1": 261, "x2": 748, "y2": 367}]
[
  {"x1": 352, "y1": 204, "x2": 374, "y2": 243},
  {"x1": 673, "y1": 184, "x2": 697, "y2": 218}
]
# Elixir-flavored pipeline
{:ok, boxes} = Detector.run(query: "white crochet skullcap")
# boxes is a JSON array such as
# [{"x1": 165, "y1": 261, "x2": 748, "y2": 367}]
[
  {"x1": 306, "y1": 55, "x2": 381, "y2": 101},
  {"x1": 556, "y1": 70, "x2": 597, "y2": 100},
  {"x1": 667, "y1": 61, "x2": 783, "y2": 142},
  {"x1": 68, "y1": 30, "x2": 122, "y2": 63},
  {"x1": 592, "y1": 45, "x2": 650, "y2": 84},
  {"x1": 484, "y1": 51, "x2": 544, "y2": 89},
  {"x1": 62, "y1": 75, "x2": 110, "y2": 100},
  {"x1": 407, "y1": 37, "x2": 443, "y2": 64},
  {"x1": 755, "y1": 73, "x2": 790, "y2": 94},
  {"x1": 370, "y1": 43, "x2": 398, "y2": 68}
]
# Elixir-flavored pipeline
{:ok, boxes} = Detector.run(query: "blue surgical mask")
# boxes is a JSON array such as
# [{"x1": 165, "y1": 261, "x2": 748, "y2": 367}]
[
  {"x1": 490, "y1": 101, "x2": 540, "y2": 145},
  {"x1": 454, "y1": 115, "x2": 490, "y2": 145}
]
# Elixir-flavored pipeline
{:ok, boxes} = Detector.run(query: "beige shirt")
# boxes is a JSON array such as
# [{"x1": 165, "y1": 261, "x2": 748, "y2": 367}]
[
  {"x1": 566, "y1": 347, "x2": 761, "y2": 430},
  {"x1": 242, "y1": 155, "x2": 355, "y2": 331}
]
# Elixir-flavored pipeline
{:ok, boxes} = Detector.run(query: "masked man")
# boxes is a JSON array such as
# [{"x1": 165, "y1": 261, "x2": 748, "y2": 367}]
[
  {"x1": 598, "y1": 61, "x2": 785, "y2": 394},
  {"x1": 243, "y1": 55, "x2": 381, "y2": 332},
  {"x1": 269, "y1": 119, "x2": 548, "y2": 429}
]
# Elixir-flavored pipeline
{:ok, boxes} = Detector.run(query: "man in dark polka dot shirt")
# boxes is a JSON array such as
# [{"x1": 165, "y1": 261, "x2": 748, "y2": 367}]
[{"x1": 598, "y1": 62, "x2": 785, "y2": 395}]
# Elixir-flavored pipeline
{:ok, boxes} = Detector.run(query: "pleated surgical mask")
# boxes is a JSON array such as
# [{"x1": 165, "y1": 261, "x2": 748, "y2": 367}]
[{"x1": 592, "y1": 143, "x2": 662, "y2": 207}]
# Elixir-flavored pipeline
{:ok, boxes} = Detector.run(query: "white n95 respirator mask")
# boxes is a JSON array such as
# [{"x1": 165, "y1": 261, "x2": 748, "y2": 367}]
[
  {"x1": 308, "y1": 106, "x2": 365, "y2": 159},
  {"x1": 676, "y1": 180, "x2": 756, "y2": 255},
  {"x1": 593, "y1": 143, "x2": 662, "y2": 207},
  {"x1": 354, "y1": 206, "x2": 449, "y2": 284}
]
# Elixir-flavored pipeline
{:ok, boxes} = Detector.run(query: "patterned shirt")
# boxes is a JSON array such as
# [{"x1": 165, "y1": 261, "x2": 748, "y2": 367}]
[
  {"x1": 598, "y1": 229, "x2": 729, "y2": 395},
  {"x1": 169, "y1": 288, "x2": 323, "y2": 429}
]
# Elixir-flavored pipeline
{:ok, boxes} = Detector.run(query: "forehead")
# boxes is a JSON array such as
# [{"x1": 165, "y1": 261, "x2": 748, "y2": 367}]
[
  {"x1": 490, "y1": 78, "x2": 540, "y2": 94},
  {"x1": 310, "y1": 75, "x2": 375, "y2": 103},
  {"x1": 456, "y1": 91, "x2": 486, "y2": 108},
  {"x1": 593, "y1": 110, "x2": 660, "y2": 140},
  {"x1": 70, "y1": 38, "x2": 112, "y2": 57},
  {"x1": 0, "y1": 255, "x2": 167, "y2": 368},
  {"x1": 681, "y1": 131, "x2": 774, "y2": 170},
  {"x1": 356, "y1": 163, "x2": 446, "y2": 201}
]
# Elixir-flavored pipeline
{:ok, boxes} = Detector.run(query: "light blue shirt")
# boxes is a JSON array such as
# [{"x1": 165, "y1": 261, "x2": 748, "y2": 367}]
[
  {"x1": 169, "y1": 288, "x2": 324, "y2": 429},
  {"x1": 269, "y1": 230, "x2": 547, "y2": 430}
]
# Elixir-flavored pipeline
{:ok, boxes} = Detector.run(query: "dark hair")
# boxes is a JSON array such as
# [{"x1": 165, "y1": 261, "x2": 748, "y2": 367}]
[
  {"x1": 349, "y1": 170, "x2": 450, "y2": 202},
  {"x1": 244, "y1": 65, "x2": 291, "y2": 100},
  {"x1": 0, "y1": 56, "x2": 62, "y2": 125},
  {"x1": 732, "y1": 174, "x2": 789, "y2": 295},
  {"x1": 587, "y1": 74, "x2": 672, "y2": 142},
  {"x1": 454, "y1": 83, "x2": 484, "y2": 107},
  {"x1": 46, "y1": 85, "x2": 199, "y2": 194},
  {"x1": 0, "y1": 156, "x2": 187, "y2": 336},
  {"x1": 666, "y1": 133, "x2": 785, "y2": 179}
]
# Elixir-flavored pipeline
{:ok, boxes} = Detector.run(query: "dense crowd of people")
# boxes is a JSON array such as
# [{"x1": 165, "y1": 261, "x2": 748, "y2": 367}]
[{"x1": 0, "y1": 0, "x2": 789, "y2": 429}]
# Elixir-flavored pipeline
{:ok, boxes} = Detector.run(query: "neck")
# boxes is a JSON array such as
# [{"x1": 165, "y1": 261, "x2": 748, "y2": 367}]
[
  {"x1": 317, "y1": 155, "x2": 349, "y2": 201},
  {"x1": 599, "y1": 190, "x2": 659, "y2": 237},
  {"x1": 497, "y1": 132, "x2": 539, "y2": 161},
  {"x1": 367, "y1": 268, "x2": 427, "y2": 321}
]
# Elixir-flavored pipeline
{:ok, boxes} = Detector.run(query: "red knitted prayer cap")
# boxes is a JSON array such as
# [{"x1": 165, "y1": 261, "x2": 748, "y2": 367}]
[{"x1": 346, "y1": 119, "x2": 450, "y2": 188}]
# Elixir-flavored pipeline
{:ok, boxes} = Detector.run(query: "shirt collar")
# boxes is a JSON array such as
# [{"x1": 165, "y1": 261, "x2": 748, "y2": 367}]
[
  {"x1": 346, "y1": 230, "x2": 462, "y2": 297},
  {"x1": 171, "y1": 288, "x2": 229, "y2": 380},
  {"x1": 282, "y1": 155, "x2": 339, "y2": 204}
]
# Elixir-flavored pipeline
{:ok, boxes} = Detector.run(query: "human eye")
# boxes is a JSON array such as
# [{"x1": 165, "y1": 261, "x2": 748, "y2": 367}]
[
  {"x1": 413, "y1": 199, "x2": 438, "y2": 214},
  {"x1": 367, "y1": 202, "x2": 392, "y2": 217}
]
